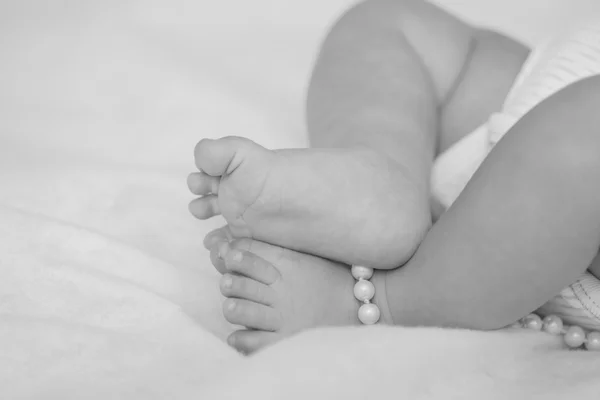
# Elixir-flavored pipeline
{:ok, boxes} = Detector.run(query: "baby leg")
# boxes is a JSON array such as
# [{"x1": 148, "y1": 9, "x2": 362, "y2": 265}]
[
  {"x1": 189, "y1": 0, "x2": 528, "y2": 270},
  {"x1": 205, "y1": 77, "x2": 600, "y2": 353},
  {"x1": 385, "y1": 75, "x2": 600, "y2": 330}
]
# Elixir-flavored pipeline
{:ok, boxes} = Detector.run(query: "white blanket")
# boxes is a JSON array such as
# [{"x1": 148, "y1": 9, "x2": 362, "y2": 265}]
[{"x1": 2, "y1": 1, "x2": 600, "y2": 398}]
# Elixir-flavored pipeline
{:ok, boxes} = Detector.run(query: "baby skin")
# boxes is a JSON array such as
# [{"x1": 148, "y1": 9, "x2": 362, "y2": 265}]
[
  {"x1": 204, "y1": 82, "x2": 600, "y2": 353},
  {"x1": 194, "y1": 1, "x2": 600, "y2": 353},
  {"x1": 189, "y1": 137, "x2": 429, "y2": 269},
  {"x1": 189, "y1": 0, "x2": 528, "y2": 272}
]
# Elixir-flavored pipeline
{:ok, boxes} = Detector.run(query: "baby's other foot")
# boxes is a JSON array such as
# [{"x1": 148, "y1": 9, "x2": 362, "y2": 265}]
[
  {"x1": 190, "y1": 136, "x2": 430, "y2": 269},
  {"x1": 214, "y1": 238, "x2": 391, "y2": 354}
]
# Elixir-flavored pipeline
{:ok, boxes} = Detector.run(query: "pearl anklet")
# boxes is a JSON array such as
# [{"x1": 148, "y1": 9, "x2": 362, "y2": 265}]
[
  {"x1": 350, "y1": 264, "x2": 600, "y2": 348},
  {"x1": 515, "y1": 313, "x2": 600, "y2": 350},
  {"x1": 351, "y1": 266, "x2": 380, "y2": 325}
]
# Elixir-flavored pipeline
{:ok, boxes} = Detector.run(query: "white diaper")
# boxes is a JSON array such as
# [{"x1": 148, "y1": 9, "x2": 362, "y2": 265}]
[{"x1": 430, "y1": 20, "x2": 600, "y2": 329}]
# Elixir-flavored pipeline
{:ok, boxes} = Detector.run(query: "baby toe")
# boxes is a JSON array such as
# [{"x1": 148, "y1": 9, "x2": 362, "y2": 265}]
[
  {"x1": 187, "y1": 172, "x2": 220, "y2": 196},
  {"x1": 203, "y1": 225, "x2": 233, "y2": 250},
  {"x1": 188, "y1": 195, "x2": 221, "y2": 219},
  {"x1": 210, "y1": 244, "x2": 228, "y2": 275},
  {"x1": 194, "y1": 137, "x2": 249, "y2": 176},
  {"x1": 222, "y1": 298, "x2": 281, "y2": 331},
  {"x1": 220, "y1": 273, "x2": 277, "y2": 306},
  {"x1": 227, "y1": 330, "x2": 280, "y2": 354},
  {"x1": 224, "y1": 248, "x2": 281, "y2": 285}
]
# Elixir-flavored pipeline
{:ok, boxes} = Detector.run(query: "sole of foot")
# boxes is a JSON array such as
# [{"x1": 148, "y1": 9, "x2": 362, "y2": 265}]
[{"x1": 189, "y1": 136, "x2": 430, "y2": 269}]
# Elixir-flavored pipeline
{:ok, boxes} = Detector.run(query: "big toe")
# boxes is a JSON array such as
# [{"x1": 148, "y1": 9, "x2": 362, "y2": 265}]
[
  {"x1": 194, "y1": 136, "x2": 262, "y2": 176},
  {"x1": 227, "y1": 329, "x2": 281, "y2": 354}
]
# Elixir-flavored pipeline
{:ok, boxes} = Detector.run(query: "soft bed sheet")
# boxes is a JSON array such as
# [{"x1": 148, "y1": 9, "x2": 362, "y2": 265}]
[{"x1": 2, "y1": 1, "x2": 600, "y2": 398}]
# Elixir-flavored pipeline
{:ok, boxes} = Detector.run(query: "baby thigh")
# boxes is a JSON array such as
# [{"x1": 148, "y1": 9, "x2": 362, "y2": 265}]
[
  {"x1": 381, "y1": 75, "x2": 600, "y2": 331},
  {"x1": 494, "y1": 76, "x2": 600, "y2": 273},
  {"x1": 487, "y1": 76, "x2": 600, "y2": 291}
]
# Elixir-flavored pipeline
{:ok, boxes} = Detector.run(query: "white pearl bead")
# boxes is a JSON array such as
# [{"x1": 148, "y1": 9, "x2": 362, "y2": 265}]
[
  {"x1": 542, "y1": 315, "x2": 563, "y2": 335},
  {"x1": 522, "y1": 314, "x2": 543, "y2": 331},
  {"x1": 585, "y1": 332, "x2": 600, "y2": 351},
  {"x1": 358, "y1": 303, "x2": 380, "y2": 325},
  {"x1": 564, "y1": 326, "x2": 586, "y2": 348},
  {"x1": 351, "y1": 265, "x2": 374, "y2": 280},
  {"x1": 354, "y1": 280, "x2": 375, "y2": 302}
]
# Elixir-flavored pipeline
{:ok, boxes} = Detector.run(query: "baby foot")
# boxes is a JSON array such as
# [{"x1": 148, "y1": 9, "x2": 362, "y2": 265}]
[
  {"x1": 211, "y1": 237, "x2": 391, "y2": 354},
  {"x1": 189, "y1": 136, "x2": 430, "y2": 269}
]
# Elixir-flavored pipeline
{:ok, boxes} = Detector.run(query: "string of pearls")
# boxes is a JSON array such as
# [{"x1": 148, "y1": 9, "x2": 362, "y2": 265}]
[
  {"x1": 351, "y1": 266, "x2": 380, "y2": 324},
  {"x1": 350, "y1": 264, "x2": 600, "y2": 349},
  {"x1": 515, "y1": 313, "x2": 600, "y2": 350}
]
